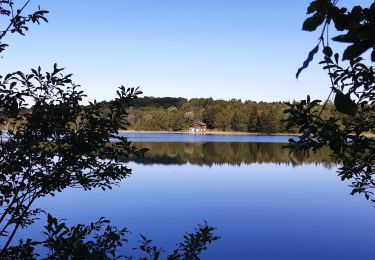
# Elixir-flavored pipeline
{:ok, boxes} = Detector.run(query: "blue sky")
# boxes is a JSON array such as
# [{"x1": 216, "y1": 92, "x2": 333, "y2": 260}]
[{"x1": 0, "y1": 0, "x2": 372, "y2": 102}]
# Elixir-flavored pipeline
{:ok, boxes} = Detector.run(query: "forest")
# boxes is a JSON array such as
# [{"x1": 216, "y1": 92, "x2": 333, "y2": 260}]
[
  {"x1": 122, "y1": 96, "x2": 338, "y2": 133},
  {"x1": 0, "y1": 96, "x2": 364, "y2": 135}
]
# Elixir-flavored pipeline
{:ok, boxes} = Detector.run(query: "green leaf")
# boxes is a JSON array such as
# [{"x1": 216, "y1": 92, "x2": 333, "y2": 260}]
[{"x1": 334, "y1": 91, "x2": 357, "y2": 116}]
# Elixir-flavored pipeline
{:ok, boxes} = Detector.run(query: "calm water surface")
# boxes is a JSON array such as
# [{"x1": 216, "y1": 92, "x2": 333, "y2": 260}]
[
  {"x1": 122, "y1": 132, "x2": 296, "y2": 143},
  {"x1": 21, "y1": 134, "x2": 375, "y2": 259}
]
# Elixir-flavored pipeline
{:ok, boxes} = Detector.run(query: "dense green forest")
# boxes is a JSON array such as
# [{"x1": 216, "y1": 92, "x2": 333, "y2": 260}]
[
  {"x1": 0, "y1": 96, "x2": 349, "y2": 134},
  {"x1": 123, "y1": 96, "x2": 337, "y2": 133}
]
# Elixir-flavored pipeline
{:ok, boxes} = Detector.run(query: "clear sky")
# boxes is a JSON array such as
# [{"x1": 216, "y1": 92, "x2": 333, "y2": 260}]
[{"x1": 0, "y1": 0, "x2": 372, "y2": 102}]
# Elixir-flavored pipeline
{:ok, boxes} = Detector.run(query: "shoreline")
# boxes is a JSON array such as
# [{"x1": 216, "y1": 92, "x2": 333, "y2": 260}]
[
  {"x1": 119, "y1": 130, "x2": 375, "y2": 138},
  {"x1": 119, "y1": 130, "x2": 301, "y2": 136}
]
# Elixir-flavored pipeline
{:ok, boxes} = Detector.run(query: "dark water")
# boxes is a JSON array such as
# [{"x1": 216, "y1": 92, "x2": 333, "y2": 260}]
[{"x1": 19, "y1": 134, "x2": 375, "y2": 259}]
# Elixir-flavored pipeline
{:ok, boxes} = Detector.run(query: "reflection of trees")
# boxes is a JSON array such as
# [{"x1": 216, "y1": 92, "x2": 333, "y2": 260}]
[{"x1": 128, "y1": 142, "x2": 334, "y2": 167}]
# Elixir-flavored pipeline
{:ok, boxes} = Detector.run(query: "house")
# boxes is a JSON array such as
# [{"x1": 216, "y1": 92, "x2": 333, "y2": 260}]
[{"x1": 189, "y1": 122, "x2": 207, "y2": 132}]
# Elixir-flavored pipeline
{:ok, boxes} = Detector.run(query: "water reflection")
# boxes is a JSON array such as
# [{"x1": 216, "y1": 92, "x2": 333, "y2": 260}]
[
  {"x1": 128, "y1": 142, "x2": 334, "y2": 167},
  {"x1": 11, "y1": 140, "x2": 375, "y2": 260}
]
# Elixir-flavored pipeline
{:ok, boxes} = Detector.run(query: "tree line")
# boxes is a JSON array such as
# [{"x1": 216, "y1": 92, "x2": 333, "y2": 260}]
[
  {"x1": 0, "y1": 96, "x2": 349, "y2": 135},
  {"x1": 124, "y1": 96, "x2": 338, "y2": 134}
]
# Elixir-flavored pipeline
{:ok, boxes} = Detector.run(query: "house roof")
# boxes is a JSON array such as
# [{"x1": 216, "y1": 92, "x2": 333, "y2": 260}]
[{"x1": 192, "y1": 121, "x2": 207, "y2": 127}]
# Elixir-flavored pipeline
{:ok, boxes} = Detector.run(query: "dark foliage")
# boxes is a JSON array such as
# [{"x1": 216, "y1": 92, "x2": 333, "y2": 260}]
[
  {"x1": 0, "y1": 63, "x2": 144, "y2": 252},
  {"x1": 0, "y1": 0, "x2": 48, "y2": 54},
  {"x1": 287, "y1": 0, "x2": 375, "y2": 203},
  {"x1": 1, "y1": 214, "x2": 218, "y2": 259},
  {"x1": 0, "y1": 1, "x2": 219, "y2": 258},
  {"x1": 167, "y1": 222, "x2": 220, "y2": 260}
]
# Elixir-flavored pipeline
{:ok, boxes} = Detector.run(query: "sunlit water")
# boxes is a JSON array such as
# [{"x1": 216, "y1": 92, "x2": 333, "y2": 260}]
[{"x1": 17, "y1": 134, "x2": 375, "y2": 260}]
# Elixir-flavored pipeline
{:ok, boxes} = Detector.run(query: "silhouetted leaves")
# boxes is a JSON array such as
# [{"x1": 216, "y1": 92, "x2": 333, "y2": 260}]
[
  {"x1": 323, "y1": 46, "x2": 333, "y2": 57},
  {"x1": 0, "y1": 65, "x2": 144, "y2": 251},
  {"x1": 0, "y1": 3, "x2": 220, "y2": 258},
  {"x1": 342, "y1": 40, "x2": 374, "y2": 61},
  {"x1": 302, "y1": 13, "x2": 325, "y2": 31},
  {"x1": 0, "y1": 215, "x2": 218, "y2": 260},
  {"x1": 301, "y1": 1, "x2": 375, "y2": 61},
  {"x1": 290, "y1": 0, "x2": 375, "y2": 203},
  {"x1": 334, "y1": 90, "x2": 357, "y2": 116},
  {"x1": 296, "y1": 44, "x2": 319, "y2": 79},
  {"x1": 167, "y1": 221, "x2": 220, "y2": 260},
  {"x1": 0, "y1": 1, "x2": 48, "y2": 54}
]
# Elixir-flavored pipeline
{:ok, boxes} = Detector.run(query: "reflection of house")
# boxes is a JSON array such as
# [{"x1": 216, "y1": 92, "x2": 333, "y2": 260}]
[{"x1": 189, "y1": 122, "x2": 207, "y2": 132}]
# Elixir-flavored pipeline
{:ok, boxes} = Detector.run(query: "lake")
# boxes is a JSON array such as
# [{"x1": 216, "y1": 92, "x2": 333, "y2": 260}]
[{"x1": 19, "y1": 134, "x2": 375, "y2": 259}]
